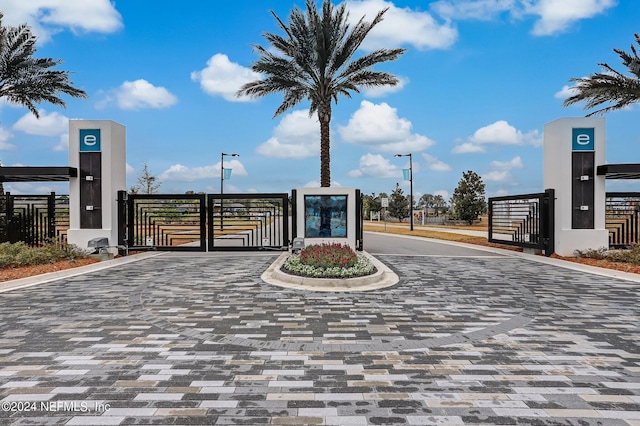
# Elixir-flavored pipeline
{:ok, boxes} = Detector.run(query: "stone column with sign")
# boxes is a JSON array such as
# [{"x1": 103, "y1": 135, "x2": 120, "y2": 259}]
[
  {"x1": 543, "y1": 117, "x2": 608, "y2": 256},
  {"x1": 67, "y1": 120, "x2": 126, "y2": 254}
]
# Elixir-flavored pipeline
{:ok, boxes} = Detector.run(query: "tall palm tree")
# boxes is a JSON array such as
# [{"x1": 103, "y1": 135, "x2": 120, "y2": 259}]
[
  {"x1": 0, "y1": 12, "x2": 87, "y2": 119},
  {"x1": 238, "y1": 0, "x2": 405, "y2": 187},
  {"x1": 0, "y1": 12, "x2": 87, "y2": 200},
  {"x1": 563, "y1": 33, "x2": 640, "y2": 116}
]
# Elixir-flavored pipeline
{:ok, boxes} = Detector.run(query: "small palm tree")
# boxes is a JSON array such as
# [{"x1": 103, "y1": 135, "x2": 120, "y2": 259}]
[
  {"x1": 238, "y1": 0, "x2": 405, "y2": 187},
  {"x1": 0, "y1": 12, "x2": 87, "y2": 119},
  {"x1": 563, "y1": 33, "x2": 640, "y2": 116}
]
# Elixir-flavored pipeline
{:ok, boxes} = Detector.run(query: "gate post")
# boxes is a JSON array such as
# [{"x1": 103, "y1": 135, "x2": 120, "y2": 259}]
[
  {"x1": 544, "y1": 118, "x2": 608, "y2": 256},
  {"x1": 67, "y1": 120, "x2": 126, "y2": 253},
  {"x1": 47, "y1": 192, "x2": 56, "y2": 242}
]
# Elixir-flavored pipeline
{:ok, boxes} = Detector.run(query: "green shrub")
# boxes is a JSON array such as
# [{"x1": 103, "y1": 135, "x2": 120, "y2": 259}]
[
  {"x1": 574, "y1": 244, "x2": 640, "y2": 265},
  {"x1": 283, "y1": 243, "x2": 376, "y2": 279},
  {"x1": 0, "y1": 242, "x2": 89, "y2": 268}
]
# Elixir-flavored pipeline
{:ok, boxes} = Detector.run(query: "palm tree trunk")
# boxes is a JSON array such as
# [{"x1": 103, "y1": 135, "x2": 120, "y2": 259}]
[{"x1": 319, "y1": 108, "x2": 331, "y2": 188}]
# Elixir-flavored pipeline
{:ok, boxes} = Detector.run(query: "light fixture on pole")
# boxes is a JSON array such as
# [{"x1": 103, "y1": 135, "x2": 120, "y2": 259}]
[
  {"x1": 394, "y1": 153, "x2": 413, "y2": 231},
  {"x1": 220, "y1": 152, "x2": 239, "y2": 231}
]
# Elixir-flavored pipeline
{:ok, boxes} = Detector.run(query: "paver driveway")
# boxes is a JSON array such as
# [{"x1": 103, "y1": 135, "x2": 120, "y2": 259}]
[{"x1": 1, "y1": 234, "x2": 640, "y2": 425}]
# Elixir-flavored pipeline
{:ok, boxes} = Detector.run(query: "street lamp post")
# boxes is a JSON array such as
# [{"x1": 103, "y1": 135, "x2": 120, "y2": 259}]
[
  {"x1": 220, "y1": 152, "x2": 239, "y2": 231},
  {"x1": 394, "y1": 153, "x2": 413, "y2": 231}
]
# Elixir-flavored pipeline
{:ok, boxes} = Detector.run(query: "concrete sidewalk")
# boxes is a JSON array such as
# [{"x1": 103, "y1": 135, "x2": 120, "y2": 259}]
[{"x1": 0, "y1": 239, "x2": 639, "y2": 425}]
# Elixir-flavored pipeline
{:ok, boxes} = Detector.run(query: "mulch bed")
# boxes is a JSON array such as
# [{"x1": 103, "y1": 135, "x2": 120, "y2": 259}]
[{"x1": 0, "y1": 258, "x2": 100, "y2": 282}]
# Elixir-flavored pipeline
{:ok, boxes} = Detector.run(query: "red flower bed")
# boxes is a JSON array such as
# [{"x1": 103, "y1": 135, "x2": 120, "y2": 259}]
[{"x1": 300, "y1": 243, "x2": 357, "y2": 269}]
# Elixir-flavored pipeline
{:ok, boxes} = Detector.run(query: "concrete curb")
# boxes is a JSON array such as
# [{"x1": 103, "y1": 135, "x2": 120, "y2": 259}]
[
  {"x1": 0, "y1": 251, "x2": 166, "y2": 293},
  {"x1": 261, "y1": 251, "x2": 400, "y2": 292}
]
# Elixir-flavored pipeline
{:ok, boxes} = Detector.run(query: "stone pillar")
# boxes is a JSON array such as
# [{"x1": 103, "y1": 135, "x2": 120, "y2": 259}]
[
  {"x1": 67, "y1": 120, "x2": 126, "y2": 253},
  {"x1": 543, "y1": 117, "x2": 608, "y2": 256}
]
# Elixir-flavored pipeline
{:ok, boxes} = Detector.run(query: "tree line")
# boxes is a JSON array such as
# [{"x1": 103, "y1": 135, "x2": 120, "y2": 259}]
[{"x1": 365, "y1": 170, "x2": 488, "y2": 225}]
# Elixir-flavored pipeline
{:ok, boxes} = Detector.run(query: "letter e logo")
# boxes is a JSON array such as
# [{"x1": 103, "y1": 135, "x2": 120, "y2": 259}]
[
  {"x1": 79, "y1": 129, "x2": 101, "y2": 152},
  {"x1": 572, "y1": 128, "x2": 594, "y2": 151}
]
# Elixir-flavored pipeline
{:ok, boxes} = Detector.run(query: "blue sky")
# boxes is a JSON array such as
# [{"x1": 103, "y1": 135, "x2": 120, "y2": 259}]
[{"x1": 0, "y1": 0, "x2": 639, "y2": 202}]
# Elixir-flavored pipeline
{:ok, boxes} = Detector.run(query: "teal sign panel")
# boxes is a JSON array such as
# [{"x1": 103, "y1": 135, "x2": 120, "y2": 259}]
[
  {"x1": 79, "y1": 129, "x2": 101, "y2": 152},
  {"x1": 572, "y1": 128, "x2": 594, "y2": 151}
]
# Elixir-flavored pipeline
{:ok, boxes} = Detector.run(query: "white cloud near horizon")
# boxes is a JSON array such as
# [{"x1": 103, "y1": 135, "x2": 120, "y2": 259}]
[
  {"x1": 430, "y1": 0, "x2": 616, "y2": 36},
  {"x1": 344, "y1": 0, "x2": 458, "y2": 50},
  {"x1": 422, "y1": 153, "x2": 452, "y2": 171},
  {"x1": 452, "y1": 120, "x2": 542, "y2": 153},
  {"x1": 12, "y1": 110, "x2": 68, "y2": 136},
  {"x1": 159, "y1": 159, "x2": 247, "y2": 182},
  {"x1": 0, "y1": 127, "x2": 15, "y2": 151},
  {"x1": 483, "y1": 155, "x2": 524, "y2": 183},
  {"x1": 340, "y1": 100, "x2": 436, "y2": 153},
  {"x1": 191, "y1": 54, "x2": 261, "y2": 102},
  {"x1": 256, "y1": 110, "x2": 320, "y2": 159},
  {"x1": 348, "y1": 153, "x2": 402, "y2": 178},
  {"x1": 0, "y1": 0, "x2": 123, "y2": 43}
]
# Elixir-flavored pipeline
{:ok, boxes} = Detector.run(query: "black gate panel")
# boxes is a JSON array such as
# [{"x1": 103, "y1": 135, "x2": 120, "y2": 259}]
[
  {"x1": 208, "y1": 193, "x2": 288, "y2": 251},
  {"x1": 488, "y1": 189, "x2": 555, "y2": 256},
  {"x1": 606, "y1": 192, "x2": 640, "y2": 248},
  {"x1": 0, "y1": 192, "x2": 69, "y2": 246},
  {"x1": 125, "y1": 194, "x2": 206, "y2": 251}
]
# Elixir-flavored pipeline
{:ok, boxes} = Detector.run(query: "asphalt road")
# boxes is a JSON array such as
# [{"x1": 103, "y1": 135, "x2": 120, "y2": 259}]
[{"x1": 363, "y1": 230, "x2": 504, "y2": 257}]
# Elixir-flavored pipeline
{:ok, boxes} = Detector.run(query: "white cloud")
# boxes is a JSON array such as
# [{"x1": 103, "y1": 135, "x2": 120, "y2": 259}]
[
  {"x1": 12, "y1": 110, "x2": 68, "y2": 136},
  {"x1": 483, "y1": 156, "x2": 524, "y2": 184},
  {"x1": 191, "y1": 54, "x2": 262, "y2": 102},
  {"x1": 344, "y1": 0, "x2": 458, "y2": 50},
  {"x1": 490, "y1": 156, "x2": 523, "y2": 170},
  {"x1": 431, "y1": 0, "x2": 516, "y2": 20},
  {"x1": 430, "y1": 0, "x2": 616, "y2": 36},
  {"x1": 363, "y1": 76, "x2": 409, "y2": 97},
  {"x1": 339, "y1": 100, "x2": 435, "y2": 152},
  {"x1": 348, "y1": 153, "x2": 402, "y2": 178},
  {"x1": 159, "y1": 159, "x2": 247, "y2": 182},
  {"x1": 453, "y1": 120, "x2": 542, "y2": 152},
  {"x1": 304, "y1": 180, "x2": 342, "y2": 188},
  {"x1": 483, "y1": 170, "x2": 511, "y2": 182},
  {"x1": 422, "y1": 153, "x2": 452, "y2": 171},
  {"x1": 0, "y1": 0, "x2": 123, "y2": 43},
  {"x1": 0, "y1": 127, "x2": 15, "y2": 151},
  {"x1": 529, "y1": 0, "x2": 617, "y2": 36},
  {"x1": 554, "y1": 84, "x2": 579, "y2": 100},
  {"x1": 111, "y1": 80, "x2": 178, "y2": 111},
  {"x1": 470, "y1": 120, "x2": 523, "y2": 145},
  {"x1": 256, "y1": 110, "x2": 320, "y2": 159},
  {"x1": 434, "y1": 189, "x2": 450, "y2": 201},
  {"x1": 451, "y1": 142, "x2": 485, "y2": 154},
  {"x1": 53, "y1": 133, "x2": 69, "y2": 151}
]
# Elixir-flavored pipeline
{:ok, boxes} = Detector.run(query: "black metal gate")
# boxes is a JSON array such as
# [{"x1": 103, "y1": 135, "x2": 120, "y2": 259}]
[
  {"x1": 117, "y1": 192, "x2": 289, "y2": 252},
  {"x1": 606, "y1": 192, "x2": 640, "y2": 248},
  {"x1": 119, "y1": 193, "x2": 206, "y2": 251},
  {"x1": 0, "y1": 192, "x2": 70, "y2": 246},
  {"x1": 208, "y1": 193, "x2": 289, "y2": 251},
  {"x1": 488, "y1": 189, "x2": 555, "y2": 256}
]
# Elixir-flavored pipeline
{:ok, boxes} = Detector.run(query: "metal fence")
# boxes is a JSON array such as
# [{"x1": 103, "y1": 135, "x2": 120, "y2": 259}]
[
  {"x1": 0, "y1": 192, "x2": 69, "y2": 246},
  {"x1": 606, "y1": 192, "x2": 640, "y2": 248},
  {"x1": 488, "y1": 189, "x2": 555, "y2": 256}
]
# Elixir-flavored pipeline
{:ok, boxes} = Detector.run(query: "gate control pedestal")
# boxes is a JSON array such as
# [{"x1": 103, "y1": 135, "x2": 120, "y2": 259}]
[{"x1": 67, "y1": 120, "x2": 126, "y2": 253}]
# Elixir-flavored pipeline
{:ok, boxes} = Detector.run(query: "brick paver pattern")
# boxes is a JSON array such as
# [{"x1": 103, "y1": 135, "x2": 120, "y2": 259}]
[{"x1": 1, "y1": 252, "x2": 639, "y2": 425}]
